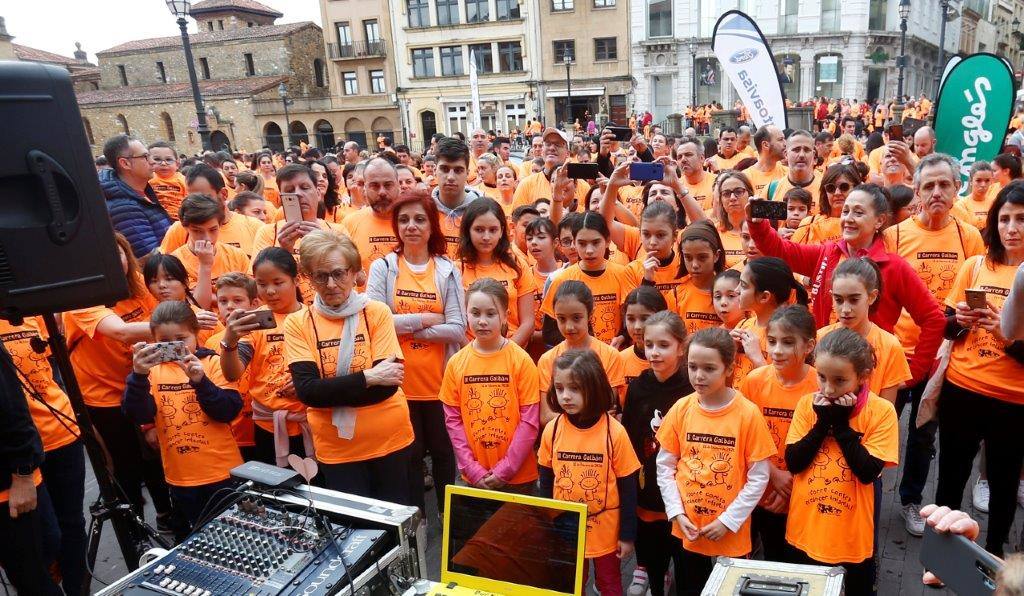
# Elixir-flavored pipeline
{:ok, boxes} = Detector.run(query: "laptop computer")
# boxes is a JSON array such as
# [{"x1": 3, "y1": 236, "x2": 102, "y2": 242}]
[{"x1": 438, "y1": 485, "x2": 588, "y2": 596}]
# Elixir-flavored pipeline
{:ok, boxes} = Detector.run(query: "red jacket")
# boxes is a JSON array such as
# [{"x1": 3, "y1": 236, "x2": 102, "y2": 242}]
[{"x1": 749, "y1": 218, "x2": 944, "y2": 384}]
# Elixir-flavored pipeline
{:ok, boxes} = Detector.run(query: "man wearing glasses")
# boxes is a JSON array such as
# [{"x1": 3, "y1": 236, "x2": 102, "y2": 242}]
[{"x1": 99, "y1": 134, "x2": 171, "y2": 258}]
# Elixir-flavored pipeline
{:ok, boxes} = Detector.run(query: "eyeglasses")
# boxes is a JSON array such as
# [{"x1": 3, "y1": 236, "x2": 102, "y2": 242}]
[
  {"x1": 311, "y1": 268, "x2": 350, "y2": 286},
  {"x1": 151, "y1": 158, "x2": 176, "y2": 165},
  {"x1": 720, "y1": 188, "x2": 748, "y2": 199},
  {"x1": 123, "y1": 153, "x2": 150, "y2": 161},
  {"x1": 559, "y1": 238, "x2": 574, "y2": 247},
  {"x1": 824, "y1": 182, "x2": 853, "y2": 195}
]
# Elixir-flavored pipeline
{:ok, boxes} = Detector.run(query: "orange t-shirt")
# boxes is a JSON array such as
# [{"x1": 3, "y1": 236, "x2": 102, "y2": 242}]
[
  {"x1": 0, "y1": 318, "x2": 79, "y2": 452},
  {"x1": 620, "y1": 346, "x2": 649, "y2": 386},
  {"x1": 241, "y1": 308, "x2": 306, "y2": 436},
  {"x1": 393, "y1": 258, "x2": 446, "y2": 400},
  {"x1": 149, "y1": 172, "x2": 188, "y2": 222},
  {"x1": 785, "y1": 392, "x2": 898, "y2": 563},
  {"x1": 668, "y1": 277, "x2": 720, "y2": 335},
  {"x1": 512, "y1": 172, "x2": 590, "y2": 210},
  {"x1": 206, "y1": 329, "x2": 254, "y2": 447},
  {"x1": 531, "y1": 266, "x2": 557, "y2": 332},
  {"x1": 718, "y1": 228, "x2": 744, "y2": 268},
  {"x1": 282, "y1": 301, "x2": 414, "y2": 463},
  {"x1": 64, "y1": 292, "x2": 156, "y2": 407},
  {"x1": 619, "y1": 185, "x2": 646, "y2": 220},
  {"x1": 439, "y1": 340, "x2": 540, "y2": 484},
  {"x1": 737, "y1": 365, "x2": 818, "y2": 471},
  {"x1": 712, "y1": 152, "x2": 746, "y2": 171},
  {"x1": 538, "y1": 339, "x2": 626, "y2": 404},
  {"x1": 945, "y1": 257, "x2": 1024, "y2": 403},
  {"x1": 741, "y1": 163, "x2": 789, "y2": 197},
  {"x1": 160, "y1": 212, "x2": 265, "y2": 257},
  {"x1": 684, "y1": 174, "x2": 717, "y2": 212},
  {"x1": 791, "y1": 215, "x2": 841, "y2": 245},
  {"x1": 817, "y1": 323, "x2": 911, "y2": 396},
  {"x1": 147, "y1": 353, "x2": 242, "y2": 486},
  {"x1": 626, "y1": 251, "x2": 685, "y2": 308},
  {"x1": 170, "y1": 242, "x2": 250, "y2": 293},
  {"x1": 952, "y1": 195, "x2": 995, "y2": 231},
  {"x1": 758, "y1": 172, "x2": 823, "y2": 214},
  {"x1": 341, "y1": 208, "x2": 398, "y2": 278},
  {"x1": 731, "y1": 316, "x2": 769, "y2": 383},
  {"x1": 250, "y1": 220, "x2": 346, "y2": 304},
  {"x1": 538, "y1": 414, "x2": 641, "y2": 557},
  {"x1": 542, "y1": 263, "x2": 638, "y2": 344},
  {"x1": 459, "y1": 256, "x2": 537, "y2": 338},
  {"x1": 655, "y1": 392, "x2": 776, "y2": 556}
]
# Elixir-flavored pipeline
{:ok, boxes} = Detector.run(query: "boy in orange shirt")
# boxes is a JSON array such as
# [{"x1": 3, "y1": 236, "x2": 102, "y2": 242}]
[
  {"x1": 148, "y1": 141, "x2": 187, "y2": 222},
  {"x1": 124, "y1": 301, "x2": 243, "y2": 528},
  {"x1": 170, "y1": 194, "x2": 251, "y2": 309}
]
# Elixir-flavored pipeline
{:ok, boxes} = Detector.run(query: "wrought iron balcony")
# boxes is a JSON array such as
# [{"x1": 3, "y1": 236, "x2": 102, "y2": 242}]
[{"x1": 327, "y1": 40, "x2": 387, "y2": 60}]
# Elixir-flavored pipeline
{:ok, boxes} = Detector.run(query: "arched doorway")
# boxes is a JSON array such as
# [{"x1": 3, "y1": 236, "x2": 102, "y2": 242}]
[
  {"x1": 314, "y1": 119, "x2": 335, "y2": 149},
  {"x1": 371, "y1": 116, "x2": 394, "y2": 147},
  {"x1": 344, "y1": 117, "x2": 367, "y2": 149},
  {"x1": 289, "y1": 121, "x2": 309, "y2": 146},
  {"x1": 263, "y1": 121, "x2": 284, "y2": 151},
  {"x1": 160, "y1": 112, "x2": 176, "y2": 141},
  {"x1": 116, "y1": 113, "x2": 130, "y2": 134},
  {"x1": 419, "y1": 111, "x2": 437, "y2": 151},
  {"x1": 210, "y1": 130, "x2": 231, "y2": 151}
]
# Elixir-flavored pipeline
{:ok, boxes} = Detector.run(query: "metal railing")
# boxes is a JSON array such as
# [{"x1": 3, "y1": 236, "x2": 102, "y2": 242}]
[{"x1": 327, "y1": 40, "x2": 388, "y2": 60}]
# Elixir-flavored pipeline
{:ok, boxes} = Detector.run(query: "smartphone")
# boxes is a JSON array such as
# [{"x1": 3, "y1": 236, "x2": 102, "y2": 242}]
[
  {"x1": 920, "y1": 524, "x2": 1001, "y2": 595},
  {"x1": 281, "y1": 193, "x2": 302, "y2": 224},
  {"x1": 566, "y1": 162, "x2": 599, "y2": 180},
  {"x1": 749, "y1": 199, "x2": 789, "y2": 221},
  {"x1": 150, "y1": 341, "x2": 187, "y2": 363},
  {"x1": 608, "y1": 126, "x2": 633, "y2": 142},
  {"x1": 965, "y1": 289, "x2": 988, "y2": 310},
  {"x1": 245, "y1": 309, "x2": 277, "y2": 330},
  {"x1": 629, "y1": 162, "x2": 664, "y2": 182},
  {"x1": 887, "y1": 124, "x2": 903, "y2": 140}
]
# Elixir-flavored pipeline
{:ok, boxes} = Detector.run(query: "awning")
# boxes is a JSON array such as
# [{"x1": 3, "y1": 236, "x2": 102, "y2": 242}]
[{"x1": 546, "y1": 87, "x2": 605, "y2": 98}]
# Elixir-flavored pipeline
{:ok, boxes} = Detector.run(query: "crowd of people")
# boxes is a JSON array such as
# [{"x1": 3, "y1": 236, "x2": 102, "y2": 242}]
[{"x1": 2, "y1": 101, "x2": 1024, "y2": 596}]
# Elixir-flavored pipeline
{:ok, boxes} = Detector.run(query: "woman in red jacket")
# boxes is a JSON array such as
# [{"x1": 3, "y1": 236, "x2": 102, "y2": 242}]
[{"x1": 747, "y1": 183, "x2": 944, "y2": 385}]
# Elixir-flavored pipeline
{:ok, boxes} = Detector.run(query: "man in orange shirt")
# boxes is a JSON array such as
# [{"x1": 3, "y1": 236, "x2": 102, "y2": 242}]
[
  {"x1": 829, "y1": 117, "x2": 865, "y2": 161},
  {"x1": 513, "y1": 128, "x2": 589, "y2": 209},
  {"x1": 342, "y1": 157, "x2": 401, "y2": 277},
  {"x1": 913, "y1": 126, "x2": 936, "y2": 159},
  {"x1": 741, "y1": 125, "x2": 788, "y2": 196},
  {"x1": 736, "y1": 125, "x2": 756, "y2": 158},
  {"x1": 467, "y1": 128, "x2": 490, "y2": 184},
  {"x1": 676, "y1": 138, "x2": 716, "y2": 211},
  {"x1": 221, "y1": 157, "x2": 239, "y2": 199},
  {"x1": 709, "y1": 127, "x2": 745, "y2": 172},
  {"x1": 148, "y1": 141, "x2": 188, "y2": 222},
  {"x1": 432, "y1": 137, "x2": 484, "y2": 258},
  {"x1": 342, "y1": 141, "x2": 361, "y2": 166},
  {"x1": 761, "y1": 130, "x2": 821, "y2": 205}
]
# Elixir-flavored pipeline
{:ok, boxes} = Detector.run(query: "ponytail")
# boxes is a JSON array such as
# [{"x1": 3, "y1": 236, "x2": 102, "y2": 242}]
[{"x1": 746, "y1": 257, "x2": 808, "y2": 306}]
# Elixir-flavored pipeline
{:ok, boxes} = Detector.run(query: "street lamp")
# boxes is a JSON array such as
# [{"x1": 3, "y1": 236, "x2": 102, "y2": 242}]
[
  {"x1": 278, "y1": 82, "x2": 293, "y2": 149},
  {"x1": 689, "y1": 38, "x2": 698, "y2": 115},
  {"x1": 934, "y1": 0, "x2": 959, "y2": 94},
  {"x1": 165, "y1": 0, "x2": 211, "y2": 151},
  {"x1": 563, "y1": 54, "x2": 572, "y2": 131},
  {"x1": 897, "y1": 0, "x2": 910, "y2": 101}
]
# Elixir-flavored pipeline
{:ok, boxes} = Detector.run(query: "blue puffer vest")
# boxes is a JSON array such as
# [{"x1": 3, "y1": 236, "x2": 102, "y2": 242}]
[{"x1": 99, "y1": 168, "x2": 171, "y2": 258}]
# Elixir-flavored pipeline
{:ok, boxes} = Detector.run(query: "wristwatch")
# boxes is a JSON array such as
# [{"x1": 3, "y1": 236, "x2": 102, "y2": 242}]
[{"x1": 220, "y1": 340, "x2": 238, "y2": 352}]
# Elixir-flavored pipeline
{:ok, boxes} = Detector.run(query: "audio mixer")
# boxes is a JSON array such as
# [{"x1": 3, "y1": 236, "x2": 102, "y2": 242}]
[{"x1": 109, "y1": 501, "x2": 389, "y2": 596}]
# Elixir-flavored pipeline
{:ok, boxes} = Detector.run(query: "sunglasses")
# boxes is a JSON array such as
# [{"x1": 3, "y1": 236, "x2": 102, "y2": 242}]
[{"x1": 824, "y1": 182, "x2": 853, "y2": 195}]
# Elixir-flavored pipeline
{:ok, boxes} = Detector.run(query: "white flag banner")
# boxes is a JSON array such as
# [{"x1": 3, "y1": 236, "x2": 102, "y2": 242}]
[
  {"x1": 711, "y1": 10, "x2": 788, "y2": 129},
  {"x1": 938, "y1": 55, "x2": 962, "y2": 92},
  {"x1": 469, "y1": 50, "x2": 482, "y2": 131}
]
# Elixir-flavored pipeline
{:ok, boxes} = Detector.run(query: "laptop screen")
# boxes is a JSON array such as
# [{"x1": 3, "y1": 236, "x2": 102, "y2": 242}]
[{"x1": 443, "y1": 487, "x2": 585, "y2": 595}]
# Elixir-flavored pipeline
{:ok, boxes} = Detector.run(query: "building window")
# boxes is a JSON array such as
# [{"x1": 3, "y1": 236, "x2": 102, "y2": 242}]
[
  {"x1": 343, "y1": 71, "x2": 358, "y2": 95},
  {"x1": 248, "y1": 22, "x2": 253, "y2": 27},
  {"x1": 370, "y1": 69, "x2": 386, "y2": 93},
  {"x1": 594, "y1": 37, "x2": 616, "y2": 60},
  {"x1": 412, "y1": 48, "x2": 435, "y2": 77},
  {"x1": 497, "y1": 41, "x2": 522, "y2": 72},
  {"x1": 207, "y1": 22, "x2": 214, "y2": 31},
  {"x1": 117, "y1": 64, "x2": 128, "y2": 86},
  {"x1": 335, "y1": 22, "x2": 352, "y2": 47},
  {"x1": 364, "y1": 20, "x2": 380, "y2": 43},
  {"x1": 440, "y1": 45, "x2": 464, "y2": 76},
  {"x1": 593, "y1": 0, "x2": 615, "y2": 7},
  {"x1": 217, "y1": 19, "x2": 224, "y2": 29},
  {"x1": 821, "y1": 0, "x2": 840, "y2": 31},
  {"x1": 199, "y1": 57, "x2": 210, "y2": 79},
  {"x1": 436, "y1": 0, "x2": 459, "y2": 25},
  {"x1": 816, "y1": 54, "x2": 843, "y2": 98},
  {"x1": 552, "y1": 0, "x2": 573, "y2": 11},
  {"x1": 466, "y1": 0, "x2": 489, "y2": 22},
  {"x1": 408, "y1": 0, "x2": 430, "y2": 27},
  {"x1": 699, "y1": 0, "x2": 718, "y2": 37},
  {"x1": 505, "y1": 102, "x2": 526, "y2": 132},
  {"x1": 779, "y1": 0, "x2": 798, "y2": 34},
  {"x1": 156, "y1": 61, "x2": 167, "y2": 83},
  {"x1": 447, "y1": 104, "x2": 468, "y2": 136},
  {"x1": 868, "y1": 0, "x2": 887, "y2": 29},
  {"x1": 314, "y1": 59, "x2": 326, "y2": 87},
  {"x1": 553, "y1": 40, "x2": 575, "y2": 63},
  {"x1": 469, "y1": 43, "x2": 493, "y2": 73},
  {"x1": 496, "y1": 0, "x2": 520, "y2": 19},
  {"x1": 116, "y1": 113, "x2": 129, "y2": 134},
  {"x1": 244, "y1": 53, "x2": 255, "y2": 76},
  {"x1": 161, "y1": 112, "x2": 175, "y2": 141},
  {"x1": 647, "y1": 0, "x2": 671, "y2": 37}
]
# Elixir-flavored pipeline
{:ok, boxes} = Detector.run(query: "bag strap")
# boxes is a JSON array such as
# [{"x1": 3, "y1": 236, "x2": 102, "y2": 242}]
[{"x1": 767, "y1": 179, "x2": 780, "y2": 201}]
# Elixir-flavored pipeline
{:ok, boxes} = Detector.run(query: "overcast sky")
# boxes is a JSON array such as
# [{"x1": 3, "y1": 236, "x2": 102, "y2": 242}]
[{"x1": 4, "y1": 0, "x2": 322, "y2": 63}]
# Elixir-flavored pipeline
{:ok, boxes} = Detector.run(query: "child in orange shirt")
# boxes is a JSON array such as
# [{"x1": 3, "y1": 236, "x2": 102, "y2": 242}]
[
  {"x1": 621, "y1": 311, "x2": 690, "y2": 596},
  {"x1": 142, "y1": 253, "x2": 221, "y2": 346},
  {"x1": 655, "y1": 328, "x2": 775, "y2": 595},
  {"x1": 123, "y1": 301, "x2": 243, "y2": 527},
  {"x1": 538, "y1": 281, "x2": 626, "y2": 425},
  {"x1": 784, "y1": 328, "x2": 898, "y2": 596},
  {"x1": 733, "y1": 257, "x2": 809, "y2": 381},
  {"x1": 148, "y1": 141, "x2": 187, "y2": 221},
  {"x1": 620, "y1": 287, "x2": 668, "y2": 387},
  {"x1": 817, "y1": 259, "x2": 911, "y2": 403},
  {"x1": 170, "y1": 194, "x2": 252, "y2": 309},
  {"x1": 670, "y1": 221, "x2": 728, "y2": 335},
  {"x1": 229, "y1": 190, "x2": 269, "y2": 224},
  {"x1": 539, "y1": 350, "x2": 641, "y2": 596},
  {"x1": 525, "y1": 217, "x2": 562, "y2": 358},
  {"x1": 780, "y1": 187, "x2": 812, "y2": 241},
  {"x1": 737, "y1": 305, "x2": 818, "y2": 561},
  {"x1": 712, "y1": 270, "x2": 745, "y2": 330},
  {"x1": 440, "y1": 279, "x2": 540, "y2": 493}
]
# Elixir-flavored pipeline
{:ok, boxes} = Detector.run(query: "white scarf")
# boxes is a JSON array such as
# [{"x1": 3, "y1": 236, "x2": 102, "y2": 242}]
[{"x1": 313, "y1": 291, "x2": 370, "y2": 439}]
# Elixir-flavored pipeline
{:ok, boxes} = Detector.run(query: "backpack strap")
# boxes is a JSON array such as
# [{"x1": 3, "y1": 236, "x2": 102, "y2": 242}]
[{"x1": 767, "y1": 179, "x2": 780, "y2": 201}]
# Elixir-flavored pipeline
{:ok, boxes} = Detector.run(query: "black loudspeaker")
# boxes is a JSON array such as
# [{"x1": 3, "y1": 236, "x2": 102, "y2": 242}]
[{"x1": 0, "y1": 61, "x2": 128, "y2": 321}]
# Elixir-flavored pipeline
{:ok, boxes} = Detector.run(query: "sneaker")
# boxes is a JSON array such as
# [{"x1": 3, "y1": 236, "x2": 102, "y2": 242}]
[
  {"x1": 902, "y1": 503, "x2": 925, "y2": 537},
  {"x1": 627, "y1": 567, "x2": 649, "y2": 596},
  {"x1": 973, "y1": 479, "x2": 990, "y2": 513}
]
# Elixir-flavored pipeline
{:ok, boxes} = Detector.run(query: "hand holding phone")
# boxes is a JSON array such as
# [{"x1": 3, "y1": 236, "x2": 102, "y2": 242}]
[
  {"x1": 965, "y1": 289, "x2": 988, "y2": 310},
  {"x1": 566, "y1": 162, "x2": 599, "y2": 180},
  {"x1": 608, "y1": 126, "x2": 632, "y2": 142},
  {"x1": 629, "y1": 162, "x2": 664, "y2": 182},
  {"x1": 281, "y1": 193, "x2": 303, "y2": 224},
  {"x1": 887, "y1": 124, "x2": 903, "y2": 140},
  {"x1": 246, "y1": 309, "x2": 277, "y2": 330},
  {"x1": 749, "y1": 199, "x2": 788, "y2": 221}
]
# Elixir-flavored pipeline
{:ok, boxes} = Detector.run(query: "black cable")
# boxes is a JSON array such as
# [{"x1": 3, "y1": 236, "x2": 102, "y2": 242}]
[{"x1": 0, "y1": 351, "x2": 80, "y2": 440}]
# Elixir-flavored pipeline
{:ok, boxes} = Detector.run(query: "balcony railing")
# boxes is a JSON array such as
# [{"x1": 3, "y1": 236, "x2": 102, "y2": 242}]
[{"x1": 328, "y1": 40, "x2": 388, "y2": 60}]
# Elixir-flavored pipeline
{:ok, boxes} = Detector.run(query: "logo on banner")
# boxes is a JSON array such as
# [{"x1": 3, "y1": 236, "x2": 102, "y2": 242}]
[
  {"x1": 730, "y1": 48, "x2": 758, "y2": 64},
  {"x1": 711, "y1": 10, "x2": 788, "y2": 129}
]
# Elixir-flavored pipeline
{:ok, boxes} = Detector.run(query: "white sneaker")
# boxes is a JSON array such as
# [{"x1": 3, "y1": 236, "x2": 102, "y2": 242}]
[
  {"x1": 902, "y1": 503, "x2": 925, "y2": 537},
  {"x1": 1017, "y1": 480, "x2": 1024, "y2": 508},
  {"x1": 627, "y1": 568, "x2": 649, "y2": 596},
  {"x1": 973, "y1": 479, "x2": 990, "y2": 513}
]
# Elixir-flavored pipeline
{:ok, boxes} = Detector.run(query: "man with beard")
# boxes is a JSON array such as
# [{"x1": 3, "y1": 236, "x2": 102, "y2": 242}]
[
  {"x1": 341, "y1": 157, "x2": 401, "y2": 285},
  {"x1": 742, "y1": 125, "x2": 788, "y2": 196},
  {"x1": 676, "y1": 138, "x2": 716, "y2": 212},
  {"x1": 431, "y1": 137, "x2": 483, "y2": 257},
  {"x1": 759, "y1": 130, "x2": 822, "y2": 208}
]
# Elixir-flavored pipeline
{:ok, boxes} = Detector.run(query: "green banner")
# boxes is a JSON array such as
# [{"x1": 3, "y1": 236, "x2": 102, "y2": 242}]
[{"x1": 933, "y1": 53, "x2": 1017, "y2": 191}]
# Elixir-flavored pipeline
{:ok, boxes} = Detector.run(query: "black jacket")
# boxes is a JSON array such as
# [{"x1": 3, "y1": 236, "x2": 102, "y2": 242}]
[
  {"x1": 620, "y1": 367, "x2": 692, "y2": 514},
  {"x1": 0, "y1": 344, "x2": 44, "y2": 496}
]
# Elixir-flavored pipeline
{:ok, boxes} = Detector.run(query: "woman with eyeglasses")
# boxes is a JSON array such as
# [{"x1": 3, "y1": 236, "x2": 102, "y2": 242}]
[
  {"x1": 283, "y1": 230, "x2": 417, "y2": 503},
  {"x1": 791, "y1": 164, "x2": 863, "y2": 245},
  {"x1": 712, "y1": 171, "x2": 754, "y2": 268}
]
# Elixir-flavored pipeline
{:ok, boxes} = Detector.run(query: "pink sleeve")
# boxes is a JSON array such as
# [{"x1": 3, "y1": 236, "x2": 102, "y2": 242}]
[
  {"x1": 490, "y1": 403, "x2": 540, "y2": 483},
  {"x1": 749, "y1": 218, "x2": 826, "y2": 278},
  {"x1": 442, "y1": 403, "x2": 489, "y2": 485}
]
